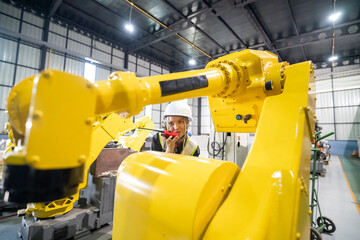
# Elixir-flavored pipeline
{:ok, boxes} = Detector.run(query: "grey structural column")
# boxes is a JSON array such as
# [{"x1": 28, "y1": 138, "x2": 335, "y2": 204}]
[
  {"x1": 40, "y1": 17, "x2": 50, "y2": 70},
  {"x1": 12, "y1": 5, "x2": 24, "y2": 87},
  {"x1": 124, "y1": 50, "x2": 129, "y2": 70},
  {"x1": 63, "y1": 24, "x2": 69, "y2": 71},
  {"x1": 330, "y1": 66, "x2": 337, "y2": 140},
  {"x1": 197, "y1": 97, "x2": 201, "y2": 135},
  {"x1": 42, "y1": 0, "x2": 63, "y2": 70}
]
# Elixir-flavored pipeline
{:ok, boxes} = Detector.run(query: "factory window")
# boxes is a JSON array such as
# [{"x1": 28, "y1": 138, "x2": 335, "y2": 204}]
[{"x1": 84, "y1": 62, "x2": 96, "y2": 83}]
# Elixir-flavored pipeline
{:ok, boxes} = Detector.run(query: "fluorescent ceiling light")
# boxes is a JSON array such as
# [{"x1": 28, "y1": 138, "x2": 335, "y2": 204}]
[
  {"x1": 85, "y1": 57, "x2": 100, "y2": 64},
  {"x1": 328, "y1": 12, "x2": 341, "y2": 22},
  {"x1": 188, "y1": 59, "x2": 196, "y2": 66},
  {"x1": 328, "y1": 56, "x2": 338, "y2": 61},
  {"x1": 125, "y1": 23, "x2": 134, "y2": 33}
]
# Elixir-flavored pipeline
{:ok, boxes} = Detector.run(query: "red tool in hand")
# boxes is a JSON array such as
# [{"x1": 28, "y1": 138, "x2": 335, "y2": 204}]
[
  {"x1": 138, "y1": 128, "x2": 178, "y2": 139},
  {"x1": 162, "y1": 130, "x2": 178, "y2": 138}
]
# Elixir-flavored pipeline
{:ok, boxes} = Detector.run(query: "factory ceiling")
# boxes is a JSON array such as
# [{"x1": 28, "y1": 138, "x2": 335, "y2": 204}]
[{"x1": 7, "y1": 0, "x2": 360, "y2": 72}]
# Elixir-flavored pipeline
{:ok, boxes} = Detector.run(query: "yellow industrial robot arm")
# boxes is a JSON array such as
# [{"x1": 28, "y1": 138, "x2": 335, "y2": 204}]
[
  {"x1": 3, "y1": 49, "x2": 316, "y2": 240},
  {"x1": 0, "y1": 123, "x2": 14, "y2": 182},
  {"x1": 120, "y1": 115, "x2": 154, "y2": 152},
  {"x1": 3, "y1": 50, "x2": 287, "y2": 203},
  {"x1": 19, "y1": 113, "x2": 153, "y2": 218}
]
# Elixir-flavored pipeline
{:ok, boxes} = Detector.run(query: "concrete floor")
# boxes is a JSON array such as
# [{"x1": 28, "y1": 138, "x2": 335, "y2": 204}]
[
  {"x1": 338, "y1": 155, "x2": 360, "y2": 206},
  {"x1": 0, "y1": 214, "x2": 21, "y2": 239},
  {"x1": 0, "y1": 155, "x2": 359, "y2": 239},
  {"x1": 317, "y1": 155, "x2": 360, "y2": 240},
  {"x1": 0, "y1": 215, "x2": 112, "y2": 240}
]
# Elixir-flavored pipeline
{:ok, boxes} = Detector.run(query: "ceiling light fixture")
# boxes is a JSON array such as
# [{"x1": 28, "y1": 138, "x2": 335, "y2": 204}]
[
  {"x1": 125, "y1": 23, "x2": 134, "y2": 32},
  {"x1": 328, "y1": 56, "x2": 338, "y2": 62},
  {"x1": 328, "y1": 12, "x2": 341, "y2": 22},
  {"x1": 188, "y1": 29, "x2": 197, "y2": 66},
  {"x1": 188, "y1": 59, "x2": 196, "y2": 65},
  {"x1": 125, "y1": 3, "x2": 134, "y2": 33}
]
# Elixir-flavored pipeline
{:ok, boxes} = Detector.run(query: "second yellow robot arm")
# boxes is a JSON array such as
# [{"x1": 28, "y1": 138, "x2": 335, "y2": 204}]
[{"x1": 20, "y1": 114, "x2": 153, "y2": 218}]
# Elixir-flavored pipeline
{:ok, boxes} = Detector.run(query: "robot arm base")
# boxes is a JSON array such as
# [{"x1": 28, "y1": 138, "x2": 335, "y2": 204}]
[{"x1": 4, "y1": 163, "x2": 83, "y2": 203}]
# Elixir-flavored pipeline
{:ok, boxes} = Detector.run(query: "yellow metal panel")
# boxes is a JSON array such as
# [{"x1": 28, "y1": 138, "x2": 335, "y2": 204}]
[
  {"x1": 25, "y1": 70, "x2": 96, "y2": 169},
  {"x1": 22, "y1": 196, "x2": 75, "y2": 218},
  {"x1": 95, "y1": 72, "x2": 145, "y2": 116},
  {"x1": 203, "y1": 62, "x2": 315, "y2": 240},
  {"x1": 206, "y1": 50, "x2": 283, "y2": 133},
  {"x1": 6, "y1": 76, "x2": 34, "y2": 138},
  {"x1": 24, "y1": 113, "x2": 152, "y2": 218},
  {"x1": 113, "y1": 152, "x2": 240, "y2": 239},
  {"x1": 124, "y1": 116, "x2": 154, "y2": 152},
  {"x1": 209, "y1": 97, "x2": 264, "y2": 133},
  {"x1": 94, "y1": 69, "x2": 227, "y2": 116}
]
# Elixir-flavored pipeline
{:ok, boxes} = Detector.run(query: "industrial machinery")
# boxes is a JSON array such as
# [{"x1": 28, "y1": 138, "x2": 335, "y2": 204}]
[
  {"x1": 3, "y1": 49, "x2": 316, "y2": 239},
  {"x1": 0, "y1": 123, "x2": 15, "y2": 199},
  {"x1": 317, "y1": 140, "x2": 331, "y2": 164},
  {"x1": 19, "y1": 113, "x2": 153, "y2": 217},
  {"x1": 310, "y1": 131, "x2": 336, "y2": 239},
  {"x1": 14, "y1": 113, "x2": 153, "y2": 239},
  {"x1": 207, "y1": 130, "x2": 249, "y2": 168},
  {"x1": 310, "y1": 122, "x2": 332, "y2": 176}
]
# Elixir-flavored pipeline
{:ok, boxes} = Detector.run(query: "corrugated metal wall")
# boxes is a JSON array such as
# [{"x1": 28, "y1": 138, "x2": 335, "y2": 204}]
[
  {"x1": 197, "y1": 66, "x2": 360, "y2": 138},
  {"x1": 0, "y1": 1, "x2": 194, "y2": 137},
  {"x1": 95, "y1": 67, "x2": 111, "y2": 81},
  {"x1": 315, "y1": 67, "x2": 360, "y2": 140},
  {"x1": 45, "y1": 52, "x2": 64, "y2": 70},
  {"x1": 201, "y1": 97, "x2": 212, "y2": 134},
  {"x1": 18, "y1": 44, "x2": 41, "y2": 68},
  {"x1": 112, "y1": 48, "x2": 124, "y2": 68},
  {"x1": 14, "y1": 66, "x2": 38, "y2": 85},
  {"x1": 151, "y1": 104, "x2": 162, "y2": 129},
  {"x1": 64, "y1": 57, "x2": 84, "y2": 76},
  {"x1": 188, "y1": 98, "x2": 199, "y2": 136},
  {"x1": 0, "y1": 1, "x2": 20, "y2": 32},
  {"x1": 21, "y1": 12, "x2": 43, "y2": 40}
]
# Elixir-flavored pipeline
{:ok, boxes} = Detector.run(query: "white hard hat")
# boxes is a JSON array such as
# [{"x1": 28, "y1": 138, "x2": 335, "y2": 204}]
[{"x1": 164, "y1": 101, "x2": 192, "y2": 121}]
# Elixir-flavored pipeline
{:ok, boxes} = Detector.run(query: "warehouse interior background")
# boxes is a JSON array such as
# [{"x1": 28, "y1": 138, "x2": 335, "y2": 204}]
[
  {"x1": 0, "y1": 0, "x2": 359, "y2": 149},
  {"x1": 0, "y1": 0, "x2": 359, "y2": 239}
]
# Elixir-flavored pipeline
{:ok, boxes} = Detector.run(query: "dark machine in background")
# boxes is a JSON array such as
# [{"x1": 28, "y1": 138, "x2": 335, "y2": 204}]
[{"x1": 311, "y1": 120, "x2": 332, "y2": 176}]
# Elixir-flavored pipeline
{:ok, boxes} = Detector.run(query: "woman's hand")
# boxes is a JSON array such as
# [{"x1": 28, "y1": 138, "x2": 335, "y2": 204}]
[{"x1": 165, "y1": 135, "x2": 180, "y2": 153}]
